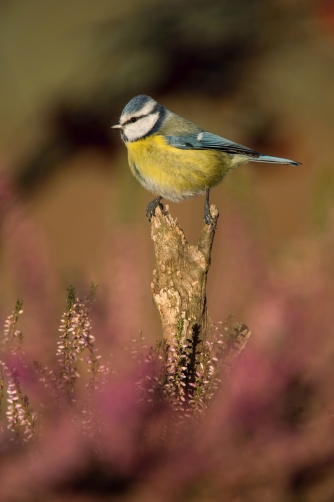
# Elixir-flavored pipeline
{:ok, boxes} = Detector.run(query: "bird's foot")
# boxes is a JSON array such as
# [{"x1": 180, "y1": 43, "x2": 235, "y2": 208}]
[
  {"x1": 203, "y1": 187, "x2": 217, "y2": 227},
  {"x1": 204, "y1": 203, "x2": 217, "y2": 227},
  {"x1": 146, "y1": 196, "x2": 163, "y2": 221}
]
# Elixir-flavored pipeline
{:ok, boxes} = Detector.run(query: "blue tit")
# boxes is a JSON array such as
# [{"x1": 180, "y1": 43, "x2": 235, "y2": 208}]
[{"x1": 112, "y1": 95, "x2": 301, "y2": 225}]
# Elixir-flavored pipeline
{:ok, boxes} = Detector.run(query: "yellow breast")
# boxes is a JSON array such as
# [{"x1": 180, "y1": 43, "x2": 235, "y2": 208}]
[{"x1": 126, "y1": 134, "x2": 243, "y2": 202}]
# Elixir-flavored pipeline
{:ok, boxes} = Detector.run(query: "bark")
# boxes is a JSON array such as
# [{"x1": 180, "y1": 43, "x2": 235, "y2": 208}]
[
  {"x1": 151, "y1": 204, "x2": 251, "y2": 363},
  {"x1": 150, "y1": 203, "x2": 217, "y2": 345}
]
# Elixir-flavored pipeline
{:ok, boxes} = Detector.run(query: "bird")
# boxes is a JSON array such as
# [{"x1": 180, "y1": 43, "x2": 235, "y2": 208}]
[{"x1": 112, "y1": 95, "x2": 301, "y2": 226}]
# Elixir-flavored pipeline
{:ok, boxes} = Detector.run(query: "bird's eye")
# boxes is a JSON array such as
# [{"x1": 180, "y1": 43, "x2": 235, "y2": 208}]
[{"x1": 130, "y1": 117, "x2": 137, "y2": 123}]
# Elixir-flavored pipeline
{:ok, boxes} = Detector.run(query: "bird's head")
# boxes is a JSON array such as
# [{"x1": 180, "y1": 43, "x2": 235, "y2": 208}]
[{"x1": 112, "y1": 95, "x2": 163, "y2": 142}]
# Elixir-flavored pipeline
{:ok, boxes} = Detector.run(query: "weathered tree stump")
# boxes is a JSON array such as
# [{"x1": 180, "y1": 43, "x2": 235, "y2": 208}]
[
  {"x1": 150, "y1": 204, "x2": 219, "y2": 345},
  {"x1": 151, "y1": 204, "x2": 251, "y2": 373}
]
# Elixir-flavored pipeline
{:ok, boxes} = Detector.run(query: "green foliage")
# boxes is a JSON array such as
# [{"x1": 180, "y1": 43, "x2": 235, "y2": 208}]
[
  {"x1": 87, "y1": 281, "x2": 98, "y2": 302},
  {"x1": 66, "y1": 285, "x2": 76, "y2": 312},
  {"x1": 176, "y1": 317, "x2": 184, "y2": 340}
]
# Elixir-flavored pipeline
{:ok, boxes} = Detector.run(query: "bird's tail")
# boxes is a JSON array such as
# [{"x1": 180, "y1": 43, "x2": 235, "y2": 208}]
[{"x1": 251, "y1": 154, "x2": 301, "y2": 166}]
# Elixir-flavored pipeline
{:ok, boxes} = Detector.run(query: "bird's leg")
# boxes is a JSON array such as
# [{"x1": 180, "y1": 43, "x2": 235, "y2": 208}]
[
  {"x1": 146, "y1": 196, "x2": 163, "y2": 221},
  {"x1": 203, "y1": 188, "x2": 216, "y2": 226}
]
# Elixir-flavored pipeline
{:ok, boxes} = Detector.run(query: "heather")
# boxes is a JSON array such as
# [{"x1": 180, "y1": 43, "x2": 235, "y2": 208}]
[{"x1": 1, "y1": 193, "x2": 334, "y2": 501}]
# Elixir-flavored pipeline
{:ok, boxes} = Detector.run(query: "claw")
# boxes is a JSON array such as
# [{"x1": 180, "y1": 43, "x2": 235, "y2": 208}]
[
  {"x1": 146, "y1": 196, "x2": 163, "y2": 221},
  {"x1": 204, "y1": 204, "x2": 216, "y2": 227}
]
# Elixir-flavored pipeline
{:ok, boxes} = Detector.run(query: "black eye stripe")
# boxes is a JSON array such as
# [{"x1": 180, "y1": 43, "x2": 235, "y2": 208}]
[{"x1": 123, "y1": 114, "x2": 149, "y2": 126}]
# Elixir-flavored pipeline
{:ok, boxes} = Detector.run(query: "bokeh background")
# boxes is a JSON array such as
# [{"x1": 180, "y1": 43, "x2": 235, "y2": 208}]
[
  {"x1": 2, "y1": 0, "x2": 334, "y2": 500},
  {"x1": 0, "y1": 0, "x2": 334, "y2": 361},
  {"x1": 1, "y1": 0, "x2": 332, "y2": 341}
]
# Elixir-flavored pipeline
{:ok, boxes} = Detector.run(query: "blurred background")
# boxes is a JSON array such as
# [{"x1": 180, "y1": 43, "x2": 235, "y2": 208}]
[
  {"x1": 3, "y1": 1, "x2": 334, "y2": 500},
  {"x1": 0, "y1": 0, "x2": 333, "y2": 351}
]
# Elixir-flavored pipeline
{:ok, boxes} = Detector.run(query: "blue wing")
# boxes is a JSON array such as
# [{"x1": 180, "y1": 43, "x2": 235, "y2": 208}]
[
  {"x1": 164, "y1": 131, "x2": 260, "y2": 157},
  {"x1": 164, "y1": 131, "x2": 301, "y2": 166}
]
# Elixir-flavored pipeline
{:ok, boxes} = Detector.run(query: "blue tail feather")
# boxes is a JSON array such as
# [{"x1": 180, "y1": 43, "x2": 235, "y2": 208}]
[{"x1": 251, "y1": 154, "x2": 301, "y2": 166}]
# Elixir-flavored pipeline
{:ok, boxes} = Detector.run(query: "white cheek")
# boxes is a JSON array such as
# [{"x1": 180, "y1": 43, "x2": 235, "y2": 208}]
[{"x1": 124, "y1": 113, "x2": 159, "y2": 142}]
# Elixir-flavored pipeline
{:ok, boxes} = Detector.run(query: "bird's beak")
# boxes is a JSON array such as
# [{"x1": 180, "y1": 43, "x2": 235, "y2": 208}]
[{"x1": 111, "y1": 124, "x2": 123, "y2": 129}]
